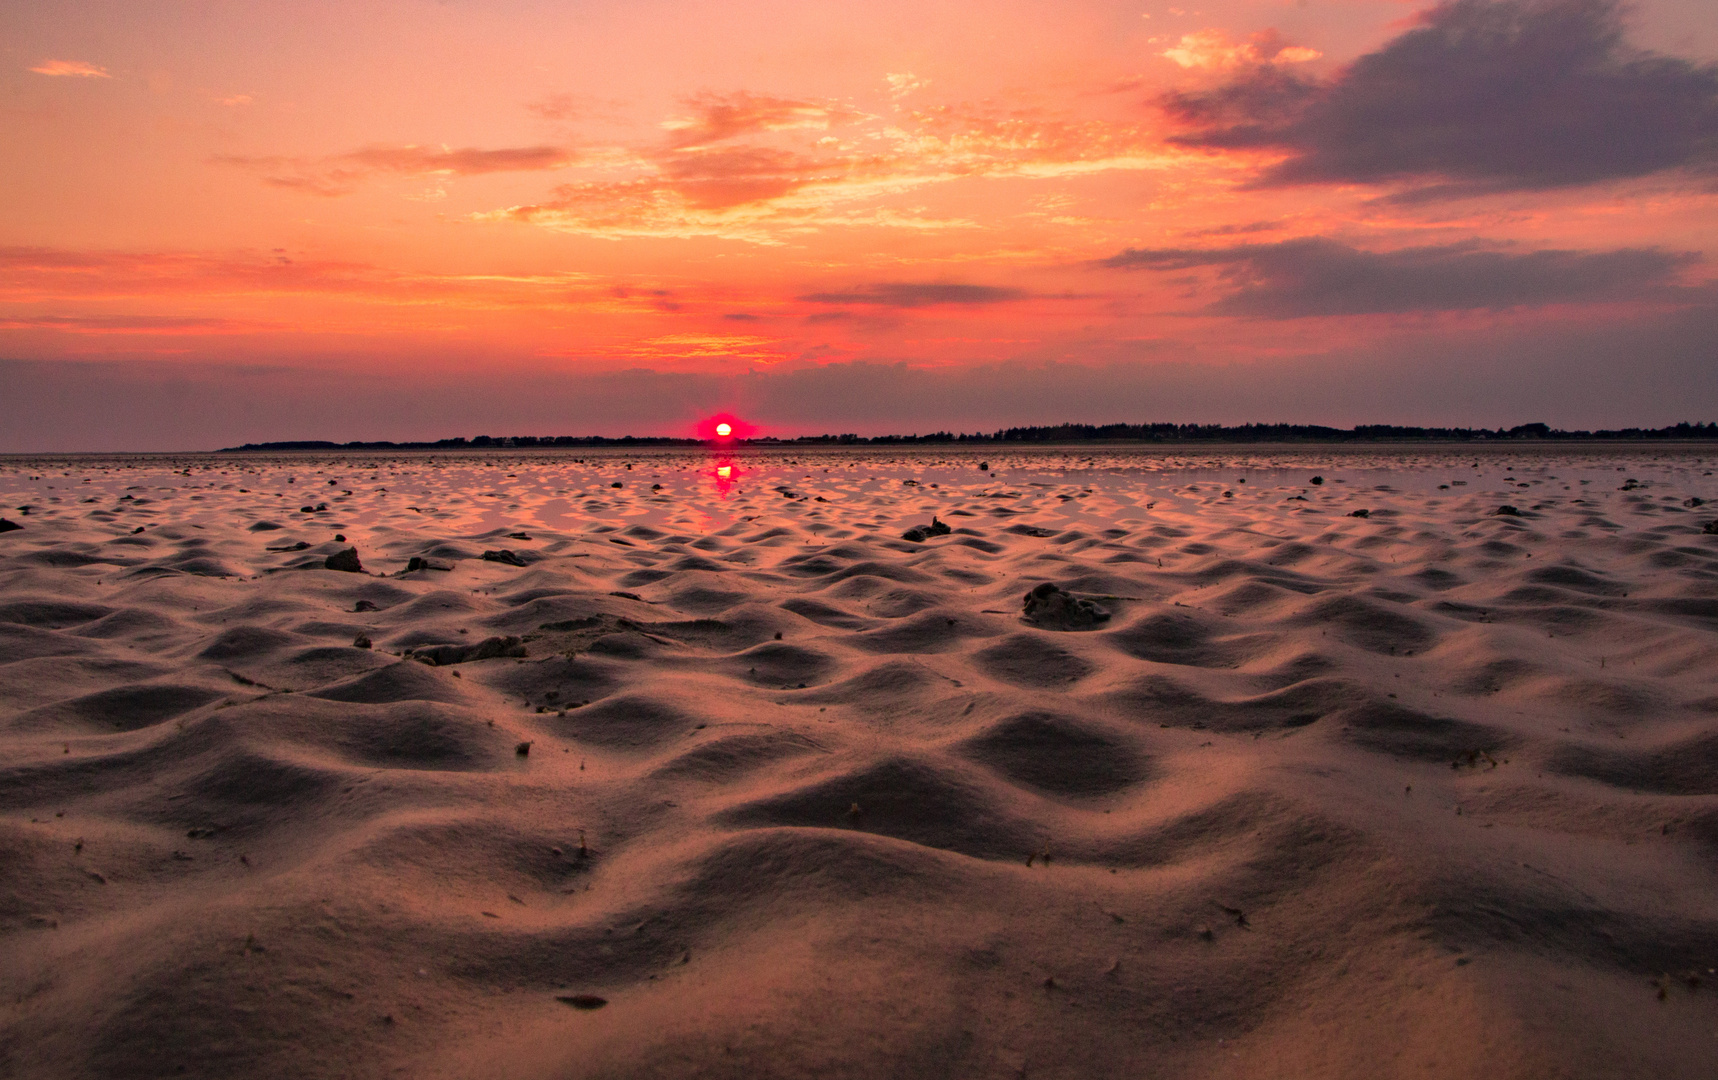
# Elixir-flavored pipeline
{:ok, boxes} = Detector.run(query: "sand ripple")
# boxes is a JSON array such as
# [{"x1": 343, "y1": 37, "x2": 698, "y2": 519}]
[{"x1": 3, "y1": 446, "x2": 1717, "y2": 1078}]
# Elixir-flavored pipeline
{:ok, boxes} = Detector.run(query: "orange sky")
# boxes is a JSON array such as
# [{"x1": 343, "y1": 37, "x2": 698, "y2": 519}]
[{"x1": 3, "y1": 0, "x2": 1717, "y2": 447}]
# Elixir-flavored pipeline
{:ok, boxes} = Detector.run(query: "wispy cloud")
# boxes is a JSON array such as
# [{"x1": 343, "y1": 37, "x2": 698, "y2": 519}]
[
  {"x1": 29, "y1": 60, "x2": 110, "y2": 78},
  {"x1": 0, "y1": 245, "x2": 592, "y2": 310},
  {"x1": 661, "y1": 92, "x2": 866, "y2": 149},
  {"x1": 1160, "y1": 29, "x2": 1320, "y2": 71},
  {"x1": 885, "y1": 72, "x2": 930, "y2": 100},
  {"x1": 215, "y1": 144, "x2": 575, "y2": 197},
  {"x1": 0, "y1": 314, "x2": 241, "y2": 334},
  {"x1": 485, "y1": 92, "x2": 1175, "y2": 242}
]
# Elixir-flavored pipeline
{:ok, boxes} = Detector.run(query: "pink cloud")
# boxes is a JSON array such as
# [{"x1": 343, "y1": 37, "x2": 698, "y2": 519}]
[{"x1": 29, "y1": 59, "x2": 110, "y2": 78}]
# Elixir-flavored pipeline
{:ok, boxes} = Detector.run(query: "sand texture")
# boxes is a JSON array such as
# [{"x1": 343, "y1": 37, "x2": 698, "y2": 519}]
[{"x1": 3, "y1": 446, "x2": 1717, "y2": 1078}]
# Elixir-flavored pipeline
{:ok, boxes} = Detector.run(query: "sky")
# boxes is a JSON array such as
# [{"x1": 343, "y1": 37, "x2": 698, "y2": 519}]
[{"x1": 3, "y1": 0, "x2": 1717, "y2": 449}]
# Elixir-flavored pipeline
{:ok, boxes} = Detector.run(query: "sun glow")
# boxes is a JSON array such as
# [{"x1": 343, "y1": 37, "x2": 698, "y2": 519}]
[{"x1": 696, "y1": 413, "x2": 754, "y2": 441}]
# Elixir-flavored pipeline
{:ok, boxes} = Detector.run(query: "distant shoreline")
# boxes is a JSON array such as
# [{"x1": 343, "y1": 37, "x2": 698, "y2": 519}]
[{"x1": 217, "y1": 421, "x2": 1718, "y2": 452}]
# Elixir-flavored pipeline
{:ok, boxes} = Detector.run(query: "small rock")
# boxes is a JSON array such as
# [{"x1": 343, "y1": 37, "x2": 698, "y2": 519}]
[
  {"x1": 556, "y1": 995, "x2": 607, "y2": 1010},
  {"x1": 481, "y1": 549, "x2": 528, "y2": 567},
  {"x1": 324, "y1": 547, "x2": 363, "y2": 573},
  {"x1": 334, "y1": 533, "x2": 346, "y2": 542},
  {"x1": 353, "y1": 634, "x2": 372, "y2": 650},
  {"x1": 1704, "y1": 520, "x2": 1718, "y2": 535},
  {"x1": 354, "y1": 600, "x2": 379, "y2": 612},
  {"x1": 515, "y1": 741, "x2": 532, "y2": 756},
  {"x1": 610, "y1": 482, "x2": 623, "y2": 489},
  {"x1": 404, "y1": 556, "x2": 453, "y2": 572},
  {"x1": 979, "y1": 462, "x2": 989, "y2": 471},
  {"x1": 0, "y1": 518, "x2": 21, "y2": 533},
  {"x1": 1021, "y1": 582, "x2": 1110, "y2": 630},
  {"x1": 1493, "y1": 505, "x2": 1522, "y2": 517},
  {"x1": 507, "y1": 532, "x2": 532, "y2": 540},
  {"x1": 1310, "y1": 475, "x2": 1324, "y2": 485},
  {"x1": 1347, "y1": 508, "x2": 1370, "y2": 518}
]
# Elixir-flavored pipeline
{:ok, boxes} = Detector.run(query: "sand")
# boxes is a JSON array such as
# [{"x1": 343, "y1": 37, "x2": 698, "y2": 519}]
[{"x1": 2, "y1": 444, "x2": 1717, "y2": 1079}]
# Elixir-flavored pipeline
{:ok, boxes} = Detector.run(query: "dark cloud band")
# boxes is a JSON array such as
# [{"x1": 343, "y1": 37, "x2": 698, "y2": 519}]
[
  {"x1": 798, "y1": 283, "x2": 1030, "y2": 307},
  {"x1": 1162, "y1": 0, "x2": 1718, "y2": 196},
  {"x1": 1098, "y1": 237, "x2": 1697, "y2": 317}
]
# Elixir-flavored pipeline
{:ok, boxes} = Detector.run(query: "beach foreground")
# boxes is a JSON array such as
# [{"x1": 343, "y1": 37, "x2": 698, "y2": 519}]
[{"x1": 3, "y1": 446, "x2": 1716, "y2": 1078}]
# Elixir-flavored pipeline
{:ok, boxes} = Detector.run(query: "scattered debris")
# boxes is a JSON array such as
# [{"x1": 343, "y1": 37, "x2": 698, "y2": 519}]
[
  {"x1": 409, "y1": 635, "x2": 527, "y2": 666},
  {"x1": 1214, "y1": 902, "x2": 1250, "y2": 929},
  {"x1": 901, "y1": 517, "x2": 952, "y2": 542},
  {"x1": 1021, "y1": 582, "x2": 1110, "y2": 630}
]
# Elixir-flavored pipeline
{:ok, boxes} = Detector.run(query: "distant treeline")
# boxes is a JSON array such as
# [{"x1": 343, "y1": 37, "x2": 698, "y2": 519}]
[{"x1": 220, "y1": 421, "x2": 1718, "y2": 452}]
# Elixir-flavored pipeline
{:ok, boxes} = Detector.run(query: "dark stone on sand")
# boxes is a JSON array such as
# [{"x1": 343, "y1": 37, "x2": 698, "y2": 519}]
[
  {"x1": 611, "y1": 482, "x2": 623, "y2": 489},
  {"x1": 0, "y1": 518, "x2": 21, "y2": 533},
  {"x1": 409, "y1": 635, "x2": 527, "y2": 665},
  {"x1": 1021, "y1": 582, "x2": 1110, "y2": 630},
  {"x1": 268, "y1": 541, "x2": 311, "y2": 552},
  {"x1": 979, "y1": 462, "x2": 989, "y2": 471},
  {"x1": 334, "y1": 533, "x2": 346, "y2": 542},
  {"x1": 324, "y1": 547, "x2": 364, "y2": 573},
  {"x1": 354, "y1": 600, "x2": 379, "y2": 612},
  {"x1": 507, "y1": 532, "x2": 532, "y2": 540},
  {"x1": 1704, "y1": 520, "x2": 1718, "y2": 535},
  {"x1": 1685, "y1": 497, "x2": 1706, "y2": 508},
  {"x1": 1493, "y1": 505, "x2": 1523, "y2": 517},
  {"x1": 515, "y1": 740, "x2": 532, "y2": 756},
  {"x1": 901, "y1": 517, "x2": 953, "y2": 542},
  {"x1": 556, "y1": 995, "x2": 607, "y2": 1010},
  {"x1": 482, "y1": 549, "x2": 529, "y2": 567},
  {"x1": 404, "y1": 556, "x2": 453, "y2": 573},
  {"x1": 353, "y1": 634, "x2": 373, "y2": 649},
  {"x1": 1310, "y1": 476, "x2": 1324, "y2": 485},
  {"x1": 300, "y1": 506, "x2": 316, "y2": 513},
  {"x1": 1348, "y1": 509, "x2": 1370, "y2": 518}
]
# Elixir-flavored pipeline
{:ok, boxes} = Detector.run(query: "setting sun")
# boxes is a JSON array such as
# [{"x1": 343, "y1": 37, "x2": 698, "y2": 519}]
[{"x1": 716, "y1": 422, "x2": 732, "y2": 438}]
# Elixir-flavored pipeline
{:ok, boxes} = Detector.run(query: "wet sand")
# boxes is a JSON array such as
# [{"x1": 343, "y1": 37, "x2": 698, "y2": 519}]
[{"x1": 3, "y1": 445, "x2": 1717, "y2": 1078}]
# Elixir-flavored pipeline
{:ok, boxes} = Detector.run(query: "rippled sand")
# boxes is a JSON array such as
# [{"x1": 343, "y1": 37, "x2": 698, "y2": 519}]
[{"x1": 3, "y1": 445, "x2": 1717, "y2": 1079}]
